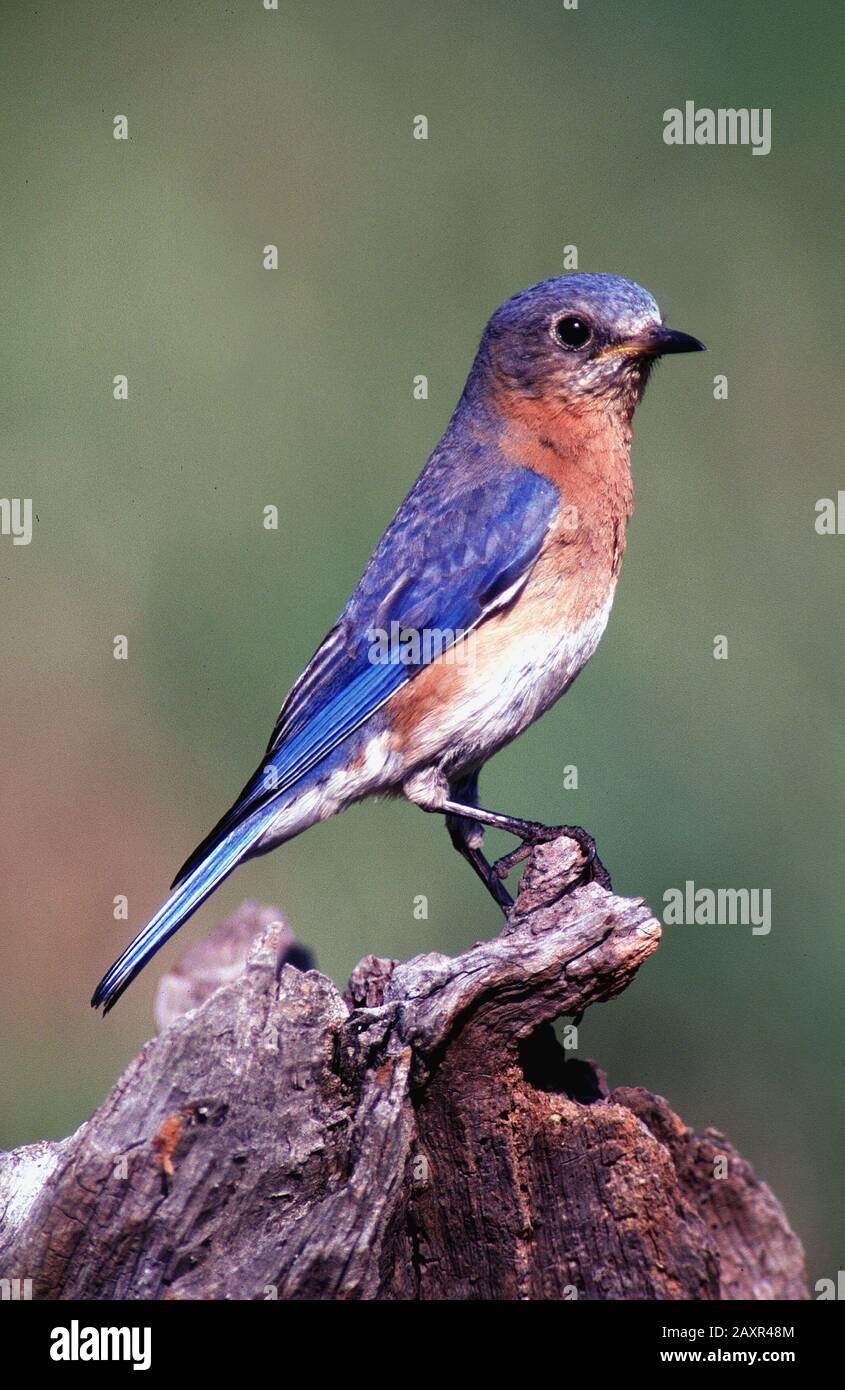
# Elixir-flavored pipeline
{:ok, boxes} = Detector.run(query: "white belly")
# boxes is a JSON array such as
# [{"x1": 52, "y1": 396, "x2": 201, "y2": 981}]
[
  {"x1": 256, "y1": 589, "x2": 616, "y2": 849},
  {"x1": 398, "y1": 587, "x2": 617, "y2": 777}
]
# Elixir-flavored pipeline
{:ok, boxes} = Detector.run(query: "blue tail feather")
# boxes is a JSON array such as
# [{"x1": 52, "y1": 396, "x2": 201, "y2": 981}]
[{"x1": 90, "y1": 803, "x2": 278, "y2": 1014}]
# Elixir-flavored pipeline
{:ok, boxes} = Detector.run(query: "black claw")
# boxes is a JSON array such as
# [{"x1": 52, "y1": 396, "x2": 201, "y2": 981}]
[{"x1": 493, "y1": 822, "x2": 612, "y2": 895}]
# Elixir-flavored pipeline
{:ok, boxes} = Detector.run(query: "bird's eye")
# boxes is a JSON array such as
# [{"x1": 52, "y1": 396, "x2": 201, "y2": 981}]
[{"x1": 554, "y1": 315, "x2": 592, "y2": 350}]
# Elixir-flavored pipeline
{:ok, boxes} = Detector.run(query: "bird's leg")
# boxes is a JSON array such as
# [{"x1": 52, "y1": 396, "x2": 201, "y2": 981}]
[
  {"x1": 440, "y1": 799, "x2": 612, "y2": 893},
  {"x1": 449, "y1": 833, "x2": 515, "y2": 913},
  {"x1": 444, "y1": 773, "x2": 514, "y2": 914}
]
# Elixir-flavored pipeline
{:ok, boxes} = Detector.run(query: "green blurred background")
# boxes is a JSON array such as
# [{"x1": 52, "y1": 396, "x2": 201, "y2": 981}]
[{"x1": 1, "y1": 0, "x2": 842, "y2": 1287}]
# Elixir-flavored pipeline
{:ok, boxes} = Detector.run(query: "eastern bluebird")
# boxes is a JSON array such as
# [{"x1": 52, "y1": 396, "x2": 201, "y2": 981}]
[{"x1": 92, "y1": 273, "x2": 704, "y2": 1012}]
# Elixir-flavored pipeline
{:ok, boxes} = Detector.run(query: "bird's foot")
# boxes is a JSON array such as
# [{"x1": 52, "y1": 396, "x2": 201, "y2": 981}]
[
  {"x1": 481, "y1": 861, "x2": 515, "y2": 912},
  {"x1": 494, "y1": 823, "x2": 612, "y2": 893}
]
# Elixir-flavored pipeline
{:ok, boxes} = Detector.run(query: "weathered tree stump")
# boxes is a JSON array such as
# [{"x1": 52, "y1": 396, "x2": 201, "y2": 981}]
[{"x1": 0, "y1": 837, "x2": 807, "y2": 1300}]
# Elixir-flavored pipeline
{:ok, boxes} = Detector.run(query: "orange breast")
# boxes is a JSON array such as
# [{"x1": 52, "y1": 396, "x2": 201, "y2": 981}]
[
  {"x1": 386, "y1": 541, "x2": 617, "y2": 759},
  {"x1": 388, "y1": 385, "x2": 634, "y2": 763}
]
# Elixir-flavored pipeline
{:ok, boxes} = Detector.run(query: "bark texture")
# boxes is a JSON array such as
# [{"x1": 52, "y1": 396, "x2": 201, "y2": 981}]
[{"x1": 0, "y1": 837, "x2": 807, "y2": 1300}]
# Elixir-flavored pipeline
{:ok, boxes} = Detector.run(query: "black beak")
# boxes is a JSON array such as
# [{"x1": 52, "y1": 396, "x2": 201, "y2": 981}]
[{"x1": 645, "y1": 325, "x2": 706, "y2": 357}]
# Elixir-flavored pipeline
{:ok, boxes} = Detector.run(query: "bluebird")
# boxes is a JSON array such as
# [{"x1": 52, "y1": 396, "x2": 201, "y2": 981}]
[{"x1": 92, "y1": 273, "x2": 704, "y2": 1012}]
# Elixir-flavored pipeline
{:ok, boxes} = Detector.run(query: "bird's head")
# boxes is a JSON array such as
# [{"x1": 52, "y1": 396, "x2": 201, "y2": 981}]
[{"x1": 480, "y1": 273, "x2": 704, "y2": 419}]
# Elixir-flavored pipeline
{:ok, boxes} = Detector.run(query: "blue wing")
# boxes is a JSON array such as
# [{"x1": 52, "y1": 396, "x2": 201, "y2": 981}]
[
  {"x1": 172, "y1": 458, "x2": 560, "y2": 883},
  {"x1": 93, "y1": 455, "x2": 558, "y2": 1011}
]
